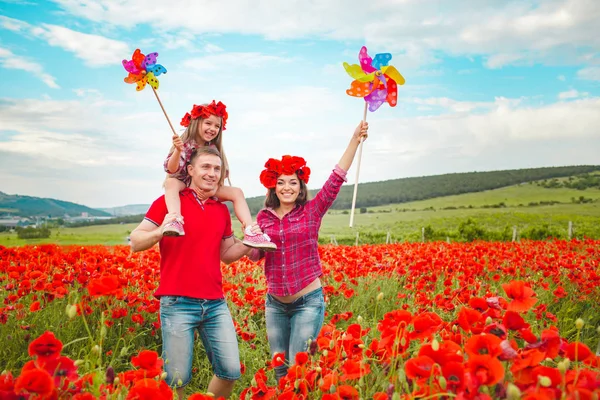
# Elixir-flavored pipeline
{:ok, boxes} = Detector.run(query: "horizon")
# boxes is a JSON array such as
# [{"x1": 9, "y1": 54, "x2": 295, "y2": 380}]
[
  {"x1": 2, "y1": 163, "x2": 599, "y2": 209},
  {"x1": 1, "y1": 0, "x2": 600, "y2": 208}
]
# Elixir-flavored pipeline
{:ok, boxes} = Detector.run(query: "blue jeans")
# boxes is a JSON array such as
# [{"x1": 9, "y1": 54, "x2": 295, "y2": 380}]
[
  {"x1": 265, "y1": 288, "x2": 325, "y2": 380},
  {"x1": 159, "y1": 296, "x2": 241, "y2": 388}
]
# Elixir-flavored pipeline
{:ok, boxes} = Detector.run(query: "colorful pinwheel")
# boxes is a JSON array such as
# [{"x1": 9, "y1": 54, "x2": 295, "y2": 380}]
[
  {"x1": 122, "y1": 49, "x2": 167, "y2": 91},
  {"x1": 343, "y1": 46, "x2": 406, "y2": 227},
  {"x1": 343, "y1": 46, "x2": 405, "y2": 112},
  {"x1": 121, "y1": 48, "x2": 177, "y2": 136}
]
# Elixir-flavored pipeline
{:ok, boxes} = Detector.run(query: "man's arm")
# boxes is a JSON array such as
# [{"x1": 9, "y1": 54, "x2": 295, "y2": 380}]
[
  {"x1": 220, "y1": 235, "x2": 252, "y2": 264},
  {"x1": 130, "y1": 213, "x2": 178, "y2": 252}
]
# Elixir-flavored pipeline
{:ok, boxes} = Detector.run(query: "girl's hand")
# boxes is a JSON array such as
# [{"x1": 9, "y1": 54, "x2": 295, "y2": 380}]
[
  {"x1": 353, "y1": 121, "x2": 369, "y2": 143},
  {"x1": 172, "y1": 134, "x2": 184, "y2": 152}
]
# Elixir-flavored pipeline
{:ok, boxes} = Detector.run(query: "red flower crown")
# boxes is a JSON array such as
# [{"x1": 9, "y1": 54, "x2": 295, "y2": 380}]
[
  {"x1": 180, "y1": 100, "x2": 228, "y2": 130},
  {"x1": 259, "y1": 155, "x2": 311, "y2": 189}
]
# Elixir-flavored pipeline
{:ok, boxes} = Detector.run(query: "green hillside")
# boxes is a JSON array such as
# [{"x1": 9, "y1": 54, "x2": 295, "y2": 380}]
[
  {"x1": 0, "y1": 191, "x2": 110, "y2": 217},
  {"x1": 243, "y1": 165, "x2": 600, "y2": 214}
]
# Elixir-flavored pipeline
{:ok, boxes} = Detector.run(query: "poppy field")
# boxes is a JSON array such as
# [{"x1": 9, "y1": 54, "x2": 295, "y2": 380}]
[{"x1": 0, "y1": 240, "x2": 599, "y2": 399}]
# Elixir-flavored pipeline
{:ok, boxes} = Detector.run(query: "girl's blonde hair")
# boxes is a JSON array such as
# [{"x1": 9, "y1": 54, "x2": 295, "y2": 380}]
[{"x1": 171, "y1": 113, "x2": 229, "y2": 187}]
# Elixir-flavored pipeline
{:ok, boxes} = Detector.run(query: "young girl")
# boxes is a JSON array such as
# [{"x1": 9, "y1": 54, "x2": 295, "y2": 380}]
[{"x1": 162, "y1": 100, "x2": 276, "y2": 250}]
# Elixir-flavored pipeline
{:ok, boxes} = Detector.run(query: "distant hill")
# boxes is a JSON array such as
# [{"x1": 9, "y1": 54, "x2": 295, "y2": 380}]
[
  {"x1": 0, "y1": 192, "x2": 111, "y2": 217},
  {"x1": 4, "y1": 165, "x2": 599, "y2": 219},
  {"x1": 241, "y1": 165, "x2": 600, "y2": 214},
  {"x1": 100, "y1": 204, "x2": 150, "y2": 216}
]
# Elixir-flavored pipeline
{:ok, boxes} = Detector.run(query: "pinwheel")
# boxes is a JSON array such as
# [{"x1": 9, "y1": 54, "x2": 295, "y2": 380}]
[
  {"x1": 121, "y1": 49, "x2": 176, "y2": 135},
  {"x1": 344, "y1": 46, "x2": 405, "y2": 112},
  {"x1": 122, "y1": 49, "x2": 167, "y2": 91},
  {"x1": 343, "y1": 46, "x2": 406, "y2": 227}
]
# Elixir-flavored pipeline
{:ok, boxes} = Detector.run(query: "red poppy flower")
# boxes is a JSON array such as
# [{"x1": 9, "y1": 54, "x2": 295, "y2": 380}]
[
  {"x1": 131, "y1": 350, "x2": 163, "y2": 372},
  {"x1": 294, "y1": 352, "x2": 309, "y2": 366},
  {"x1": 502, "y1": 280, "x2": 537, "y2": 312},
  {"x1": 411, "y1": 312, "x2": 443, "y2": 340},
  {"x1": 259, "y1": 170, "x2": 278, "y2": 189},
  {"x1": 87, "y1": 275, "x2": 122, "y2": 298},
  {"x1": 180, "y1": 112, "x2": 192, "y2": 127},
  {"x1": 337, "y1": 385, "x2": 359, "y2": 400},
  {"x1": 418, "y1": 340, "x2": 462, "y2": 366},
  {"x1": 28, "y1": 331, "x2": 63, "y2": 360},
  {"x1": 272, "y1": 352, "x2": 286, "y2": 368},
  {"x1": 405, "y1": 355, "x2": 435, "y2": 382},
  {"x1": 442, "y1": 361, "x2": 465, "y2": 392},
  {"x1": 189, "y1": 394, "x2": 216, "y2": 400},
  {"x1": 319, "y1": 372, "x2": 339, "y2": 392},
  {"x1": 456, "y1": 307, "x2": 485, "y2": 334},
  {"x1": 467, "y1": 354, "x2": 505, "y2": 386},
  {"x1": 340, "y1": 359, "x2": 370, "y2": 381},
  {"x1": 14, "y1": 368, "x2": 55, "y2": 397},
  {"x1": 531, "y1": 365, "x2": 562, "y2": 388},
  {"x1": 126, "y1": 378, "x2": 173, "y2": 400},
  {"x1": 29, "y1": 301, "x2": 41, "y2": 312},
  {"x1": 502, "y1": 311, "x2": 529, "y2": 331},
  {"x1": 565, "y1": 342, "x2": 592, "y2": 362},
  {"x1": 465, "y1": 334, "x2": 503, "y2": 358},
  {"x1": 280, "y1": 155, "x2": 306, "y2": 175}
]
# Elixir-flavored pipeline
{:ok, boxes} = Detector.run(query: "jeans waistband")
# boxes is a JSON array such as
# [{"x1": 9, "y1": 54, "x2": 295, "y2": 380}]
[{"x1": 268, "y1": 287, "x2": 323, "y2": 307}]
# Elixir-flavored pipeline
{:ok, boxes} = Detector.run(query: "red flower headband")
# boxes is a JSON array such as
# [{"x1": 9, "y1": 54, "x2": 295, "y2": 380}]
[
  {"x1": 180, "y1": 100, "x2": 228, "y2": 130},
  {"x1": 259, "y1": 155, "x2": 311, "y2": 189}
]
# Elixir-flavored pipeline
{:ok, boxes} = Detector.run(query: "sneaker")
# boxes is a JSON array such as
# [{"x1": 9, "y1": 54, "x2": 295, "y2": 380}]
[
  {"x1": 162, "y1": 220, "x2": 185, "y2": 237},
  {"x1": 243, "y1": 226, "x2": 277, "y2": 251}
]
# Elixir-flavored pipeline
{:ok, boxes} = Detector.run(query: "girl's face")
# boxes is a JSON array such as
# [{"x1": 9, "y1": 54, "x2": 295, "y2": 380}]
[
  {"x1": 197, "y1": 115, "x2": 222, "y2": 143},
  {"x1": 275, "y1": 174, "x2": 300, "y2": 206}
]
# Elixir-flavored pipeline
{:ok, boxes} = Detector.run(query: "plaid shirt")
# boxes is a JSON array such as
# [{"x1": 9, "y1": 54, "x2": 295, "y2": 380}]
[{"x1": 253, "y1": 165, "x2": 347, "y2": 296}]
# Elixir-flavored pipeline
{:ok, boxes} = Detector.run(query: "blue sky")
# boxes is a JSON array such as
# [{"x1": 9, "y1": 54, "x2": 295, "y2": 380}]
[{"x1": 0, "y1": 0, "x2": 599, "y2": 208}]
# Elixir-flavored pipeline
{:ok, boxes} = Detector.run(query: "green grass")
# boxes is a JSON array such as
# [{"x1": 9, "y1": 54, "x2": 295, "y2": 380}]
[
  {"x1": 345, "y1": 184, "x2": 600, "y2": 210},
  {"x1": 2, "y1": 184, "x2": 599, "y2": 246}
]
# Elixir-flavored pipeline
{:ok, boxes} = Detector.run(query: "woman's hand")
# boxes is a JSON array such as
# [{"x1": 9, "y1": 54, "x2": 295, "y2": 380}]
[{"x1": 353, "y1": 121, "x2": 369, "y2": 143}]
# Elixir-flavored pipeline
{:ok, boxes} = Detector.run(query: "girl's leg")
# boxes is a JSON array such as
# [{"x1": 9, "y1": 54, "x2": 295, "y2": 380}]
[
  {"x1": 163, "y1": 177, "x2": 186, "y2": 236},
  {"x1": 265, "y1": 294, "x2": 292, "y2": 382},
  {"x1": 215, "y1": 186, "x2": 252, "y2": 228},
  {"x1": 288, "y1": 289, "x2": 325, "y2": 367},
  {"x1": 216, "y1": 186, "x2": 277, "y2": 250}
]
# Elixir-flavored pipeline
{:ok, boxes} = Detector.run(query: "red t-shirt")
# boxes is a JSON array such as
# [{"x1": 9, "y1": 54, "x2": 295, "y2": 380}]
[{"x1": 145, "y1": 188, "x2": 233, "y2": 299}]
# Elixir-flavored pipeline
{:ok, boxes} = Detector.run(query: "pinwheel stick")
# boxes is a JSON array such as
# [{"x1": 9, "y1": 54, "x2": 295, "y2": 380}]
[
  {"x1": 349, "y1": 102, "x2": 368, "y2": 228},
  {"x1": 151, "y1": 86, "x2": 177, "y2": 136}
]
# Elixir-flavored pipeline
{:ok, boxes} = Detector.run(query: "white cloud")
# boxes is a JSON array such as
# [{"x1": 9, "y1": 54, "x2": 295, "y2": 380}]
[
  {"x1": 558, "y1": 89, "x2": 588, "y2": 99},
  {"x1": 577, "y1": 66, "x2": 600, "y2": 81},
  {"x1": 50, "y1": 0, "x2": 600, "y2": 69},
  {"x1": 408, "y1": 97, "x2": 492, "y2": 113},
  {"x1": 182, "y1": 52, "x2": 292, "y2": 71},
  {"x1": 204, "y1": 43, "x2": 224, "y2": 53},
  {"x1": 36, "y1": 24, "x2": 129, "y2": 66},
  {"x1": 0, "y1": 15, "x2": 31, "y2": 33},
  {"x1": 0, "y1": 16, "x2": 128, "y2": 67},
  {"x1": 485, "y1": 53, "x2": 525, "y2": 69},
  {"x1": 0, "y1": 46, "x2": 59, "y2": 88}
]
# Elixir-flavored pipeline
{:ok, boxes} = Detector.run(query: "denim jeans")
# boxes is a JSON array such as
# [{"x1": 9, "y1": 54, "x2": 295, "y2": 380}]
[
  {"x1": 159, "y1": 296, "x2": 241, "y2": 388},
  {"x1": 265, "y1": 287, "x2": 325, "y2": 380}
]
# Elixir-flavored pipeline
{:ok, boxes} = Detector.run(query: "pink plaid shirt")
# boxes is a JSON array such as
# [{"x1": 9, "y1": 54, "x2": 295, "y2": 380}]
[{"x1": 252, "y1": 165, "x2": 347, "y2": 296}]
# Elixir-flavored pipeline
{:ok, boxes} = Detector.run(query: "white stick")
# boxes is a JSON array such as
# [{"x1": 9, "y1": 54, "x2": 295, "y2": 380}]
[{"x1": 349, "y1": 103, "x2": 368, "y2": 227}]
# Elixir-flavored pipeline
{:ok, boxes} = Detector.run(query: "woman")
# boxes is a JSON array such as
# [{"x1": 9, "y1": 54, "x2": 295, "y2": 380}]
[{"x1": 250, "y1": 121, "x2": 368, "y2": 380}]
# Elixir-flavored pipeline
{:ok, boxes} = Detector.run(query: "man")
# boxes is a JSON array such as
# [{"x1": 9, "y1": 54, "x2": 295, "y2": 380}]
[{"x1": 130, "y1": 147, "x2": 253, "y2": 399}]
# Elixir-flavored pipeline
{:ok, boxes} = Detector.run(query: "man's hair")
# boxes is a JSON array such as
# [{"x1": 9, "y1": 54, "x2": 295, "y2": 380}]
[{"x1": 189, "y1": 146, "x2": 222, "y2": 165}]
